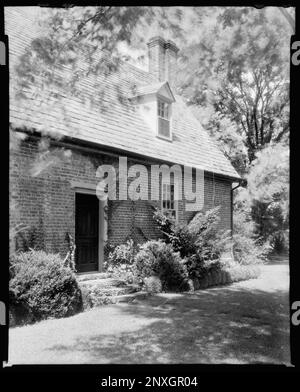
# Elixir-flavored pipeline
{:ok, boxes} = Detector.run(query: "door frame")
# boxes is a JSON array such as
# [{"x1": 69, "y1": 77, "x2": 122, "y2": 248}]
[{"x1": 71, "y1": 181, "x2": 107, "y2": 273}]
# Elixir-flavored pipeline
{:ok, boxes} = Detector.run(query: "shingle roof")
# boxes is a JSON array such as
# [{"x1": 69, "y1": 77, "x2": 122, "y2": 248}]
[{"x1": 5, "y1": 7, "x2": 241, "y2": 181}]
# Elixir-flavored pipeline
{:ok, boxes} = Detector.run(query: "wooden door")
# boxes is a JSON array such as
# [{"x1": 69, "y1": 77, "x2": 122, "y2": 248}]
[{"x1": 75, "y1": 193, "x2": 99, "y2": 273}]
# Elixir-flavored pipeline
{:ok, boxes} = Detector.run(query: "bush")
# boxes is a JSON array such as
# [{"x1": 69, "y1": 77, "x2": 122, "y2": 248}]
[
  {"x1": 106, "y1": 262, "x2": 139, "y2": 285},
  {"x1": 106, "y1": 239, "x2": 136, "y2": 266},
  {"x1": 155, "y1": 207, "x2": 227, "y2": 280},
  {"x1": 104, "y1": 240, "x2": 139, "y2": 284},
  {"x1": 194, "y1": 264, "x2": 261, "y2": 289},
  {"x1": 153, "y1": 209, "x2": 175, "y2": 242},
  {"x1": 135, "y1": 240, "x2": 190, "y2": 292},
  {"x1": 185, "y1": 255, "x2": 222, "y2": 281},
  {"x1": 232, "y1": 233, "x2": 269, "y2": 265},
  {"x1": 144, "y1": 276, "x2": 162, "y2": 294},
  {"x1": 9, "y1": 250, "x2": 82, "y2": 325},
  {"x1": 232, "y1": 209, "x2": 271, "y2": 265},
  {"x1": 154, "y1": 206, "x2": 222, "y2": 260},
  {"x1": 232, "y1": 211, "x2": 270, "y2": 264},
  {"x1": 224, "y1": 264, "x2": 261, "y2": 283}
]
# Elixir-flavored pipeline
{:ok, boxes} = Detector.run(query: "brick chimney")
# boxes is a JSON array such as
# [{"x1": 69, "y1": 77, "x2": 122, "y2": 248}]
[{"x1": 147, "y1": 36, "x2": 179, "y2": 86}]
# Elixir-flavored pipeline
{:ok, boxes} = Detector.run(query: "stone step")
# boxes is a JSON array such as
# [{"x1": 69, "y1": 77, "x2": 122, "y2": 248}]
[
  {"x1": 96, "y1": 286, "x2": 134, "y2": 296},
  {"x1": 114, "y1": 291, "x2": 149, "y2": 303},
  {"x1": 79, "y1": 277, "x2": 127, "y2": 289},
  {"x1": 78, "y1": 273, "x2": 141, "y2": 309},
  {"x1": 77, "y1": 272, "x2": 111, "y2": 282}
]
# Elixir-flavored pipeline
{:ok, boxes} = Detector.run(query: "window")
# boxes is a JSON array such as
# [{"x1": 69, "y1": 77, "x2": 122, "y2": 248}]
[
  {"x1": 162, "y1": 182, "x2": 177, "y2": 219},
  {"x1": 158, "y1": 100, "x2": 169, "y2": 118},
  {"x1": 157, "y1": 100, "x2": 171, "y2": 139}
]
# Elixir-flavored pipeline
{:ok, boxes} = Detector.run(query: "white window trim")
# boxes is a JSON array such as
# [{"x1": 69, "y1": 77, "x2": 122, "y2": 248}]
[{"x1": 156, "y1": 98, "x2": 173, "y2": 141}]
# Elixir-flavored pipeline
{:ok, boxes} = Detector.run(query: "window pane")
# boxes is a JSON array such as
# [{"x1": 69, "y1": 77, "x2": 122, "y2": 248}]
[
  {"x1": 170, "y1": 184, "x2": 174, "y2": 200},
  {"x1": 158, "y1": 101, "x2": 169, "y2": 120},
  {"x1": 162, "y1": 180, "x2": 177, "y2": 219},
  {"x1": 158, "y1": 118, "x2": 170, "y2": 138}
]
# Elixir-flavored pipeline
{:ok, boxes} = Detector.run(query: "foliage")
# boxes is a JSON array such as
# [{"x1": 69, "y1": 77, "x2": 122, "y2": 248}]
[
  {"x1": 154, "y1": 207, "x2": 234, "y2": 280},
  {"x1": 231, "y1": 208, "x2": 270, "y2": 264},
  {"x1": 177, "y1": 7, "x2": 291, "y2": 249},
  {"x1": 135, "y1": 240, "x2": 190, "y2": 292},
  {"x1": 104, "y1": 240, "x2": 140, "y2": 284},
  {"x1": 153, "y1": 209, "x2": 175, "y2": 242},
  {"x1": 193, "y1": 108, "x2": 249, "y2": 174},
  {"x1": 154, "y1": 206, "x2": 223, "y2": 260},
  {"x1": 234, "y1": 142, "x2": 289, "y2": 252},
  {"x1": 106, "y1": 263, "x2": 139, "y2": 285},
  {"x1": 232, "y1": 233, "x2": 269, "y2": 265},
  {"x1": 192, "y1": 263, "x2": 260, "y2": 289},
  {"x1": 223, "y1": 264, "x2": 261, "y2": 283},
  {"x1": 186, "y1": 256, "x2": 222, "y2": 281},
  {"x1": 179, "y1": 7, "x2": 291, "y2": 159},
  {"x1": 106, "y1": 239, "x2": 136, "y2": 266},
  {"x1": 144, "y1": 276, "x2": 163, "y2": 294},
  {"x1": 9, "y1": 250, "x2": 82, "y2": 325}
]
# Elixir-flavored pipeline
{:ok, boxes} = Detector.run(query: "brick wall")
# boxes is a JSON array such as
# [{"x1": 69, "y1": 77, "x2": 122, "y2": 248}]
[{"x1": 9, "y1": 133, "x2": 232, "y2": 258}]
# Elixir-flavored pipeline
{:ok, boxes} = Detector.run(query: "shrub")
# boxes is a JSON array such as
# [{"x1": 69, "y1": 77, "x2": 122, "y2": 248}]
[
  {"x1": 106, "y1": 262, "x2": 140, "y2": 285},
  {"x1": 154, "y1": 206, "x2": 222, "y2": 260},
  {"x1": 144, "y1": 276, "x2": 162, "y2": 294},
  {"x1": 9, "y1": 250, "x2": 82, "y2": 325},
  {"x1": 185, "y1": 255, "x2": 221, "y2": 281},
  {"x1": 104, "y1": 240, "x2": 140, "y2": 285},
  {"x1": 135, "y1": 240, "x2": 190, "y2": 292},
  {"x1": 168, "y1": 224, "x2": 198, "y2": 257},
  {"x1": 195, "y1": 264, "x2": 261, "y2": 289},
  {"x1": 232, "y1": 233, "x2": 269, "y2": 265},
  {"x1": 232, "y1": 209, "x2": 270, "y2": 264},
  {"x1": 106, "y1": 239, "x2": 136, "y2": 266},
  {"x1": 153, "y1": 209, "x2": 175, "y2": 242},
  {"x1": 224, "y1": 264, "x2": 261, "y2": 283}
]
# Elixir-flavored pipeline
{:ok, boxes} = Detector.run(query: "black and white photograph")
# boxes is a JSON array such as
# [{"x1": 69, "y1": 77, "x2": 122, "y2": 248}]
[{"x1": 2, "y1": 4, "x2": 293, "y2": 367}]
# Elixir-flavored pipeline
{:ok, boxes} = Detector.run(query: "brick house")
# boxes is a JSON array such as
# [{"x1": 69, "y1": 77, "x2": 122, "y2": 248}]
[{"x1": 7, "y1": 8, "x2": 241, "y2": 273}]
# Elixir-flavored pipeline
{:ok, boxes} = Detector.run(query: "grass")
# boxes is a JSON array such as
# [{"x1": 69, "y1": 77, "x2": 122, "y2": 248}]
[{"x1": 8, "y1": 261, "x2": 290, "y2": 364}]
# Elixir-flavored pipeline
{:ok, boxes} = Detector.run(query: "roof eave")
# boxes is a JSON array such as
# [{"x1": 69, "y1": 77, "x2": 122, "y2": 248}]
[{"x1": 12, "y1": 125, "x2": 242, "y2": 183}]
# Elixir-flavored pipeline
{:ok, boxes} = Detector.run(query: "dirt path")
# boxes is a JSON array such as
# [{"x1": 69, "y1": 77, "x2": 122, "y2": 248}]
[{"x1": 8, "y1": 261, "x2": 290, "y2": 365}]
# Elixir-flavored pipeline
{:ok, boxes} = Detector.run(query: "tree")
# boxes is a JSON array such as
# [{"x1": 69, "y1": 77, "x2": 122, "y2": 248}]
[
  {"x1": 234, "y1": 142, "x2": 289, "y2": 252},
  {"x1": 177, "y1": 7, "x2": 291, "y2": 163}
]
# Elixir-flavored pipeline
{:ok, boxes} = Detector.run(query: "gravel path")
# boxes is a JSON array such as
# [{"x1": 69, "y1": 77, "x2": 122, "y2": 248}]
[{"x1": 8, "y1": 261, "x2": 290, "y2": 365}]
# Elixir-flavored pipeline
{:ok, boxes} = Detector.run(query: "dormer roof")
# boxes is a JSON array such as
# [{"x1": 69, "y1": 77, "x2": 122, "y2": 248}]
[{"x1": 132, "y1": 81, "x2": 176, "y2": 103}]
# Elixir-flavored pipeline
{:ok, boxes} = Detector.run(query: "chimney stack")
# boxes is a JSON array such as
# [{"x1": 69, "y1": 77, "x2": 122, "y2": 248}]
[{"x1": 147, "y1": 36, "x2": 179, "y2": 86}]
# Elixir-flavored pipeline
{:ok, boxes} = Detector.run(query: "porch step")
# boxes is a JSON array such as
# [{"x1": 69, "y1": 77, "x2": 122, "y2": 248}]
[
  {"x1": 84, "y1": 286, "x2": 135, "y2": 297},
  {"x1": 79, "y1": 277, "x2": 127, "y2": 289},
  {"x1": 78, "y1": 276, "x2": 141, "y2": 309},
  {"x1": 77, "y1": 272, "x2": 111, "y2": 282},
  {"x1": 114, "y1": 291, "x2": 149, "y2": 303}
]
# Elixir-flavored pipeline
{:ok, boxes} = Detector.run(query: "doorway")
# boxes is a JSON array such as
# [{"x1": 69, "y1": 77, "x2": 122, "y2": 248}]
[{"x1": 75, "y1": 193, "x2": 100, "y2": 273}]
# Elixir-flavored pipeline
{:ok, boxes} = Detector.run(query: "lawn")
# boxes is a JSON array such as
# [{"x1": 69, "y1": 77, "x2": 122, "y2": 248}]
[{"x1": 8, "y1": 261, "x2": 290, "y2": 364}]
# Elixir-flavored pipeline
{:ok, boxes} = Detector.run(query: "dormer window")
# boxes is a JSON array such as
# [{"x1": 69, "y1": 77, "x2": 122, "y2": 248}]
[
  {"x1": 130, "y1": 81, "x2": 175, "y2": 141},
  {"x1": 157, "y1": 99, "x2": 171, "y2": 140}
]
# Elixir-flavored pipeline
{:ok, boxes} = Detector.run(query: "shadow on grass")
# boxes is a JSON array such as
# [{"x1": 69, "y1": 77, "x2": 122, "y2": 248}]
[{"x1": 45, "y1": 279, "x2": 290, "y2": 364}]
